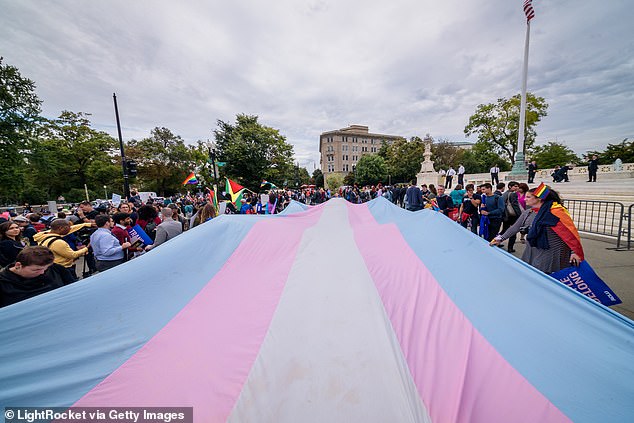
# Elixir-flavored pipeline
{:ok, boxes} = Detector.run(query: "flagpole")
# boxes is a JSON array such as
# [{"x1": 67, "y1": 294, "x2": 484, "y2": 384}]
[{"x1": 509, "y1": 20, "x2": 531, "y2": 180}]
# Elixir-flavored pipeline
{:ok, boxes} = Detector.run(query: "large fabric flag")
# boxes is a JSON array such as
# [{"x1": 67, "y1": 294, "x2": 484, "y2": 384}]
[
  {"x1": 1, "y1": 198, "x2": 632, "y2": 422},
  {"x1": 182, "y1": 172, "x2": 198, "y2": 185}
]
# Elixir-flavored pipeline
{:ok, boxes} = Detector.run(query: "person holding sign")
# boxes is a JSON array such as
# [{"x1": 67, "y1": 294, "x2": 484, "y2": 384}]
[{"x1": 490, "y1": 184, "x2": 583, "y2": 274}]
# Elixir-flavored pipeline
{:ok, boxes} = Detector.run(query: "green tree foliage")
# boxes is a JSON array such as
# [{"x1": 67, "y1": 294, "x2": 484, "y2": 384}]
[
  {"x1": 343, "y1": 172, "x2": 356, "y2": 186},
  {"x1": 460, "y1": 141, "x2": 511, "y2": 173},
  {"x1": 214, "y1": 114, "x2": 295, "y2": 191},
  {"x1": 0, "y1": 57, "x2": 43, "y2": 203},
  {"x1": 355, "y1": 154, "x2": 388, "y2": 186},
  {"x1": 382, "y1": 137, "x2": 424, "y2": 184},
  {"x1": 326, "y1": 174, "x2": 344, "y2": 190},
  {"x1": 25, "y1": 111, "x2": 121, "y2": 202},
  {"x1": 584, "y1": 138, "x2": 634, "y2": 164},
  {"x1": 431, "y1": 138, "x2": 464, "y2": 170},
  {"x1": 127, "y1": 127, "x2": 197, "y2": 196},
  {"x1": 297, "y1": 167, "x2": 311, "y2": 187},
  {"x1": 464, "y1": 93, "x2": 548, "y2": 164},
  {"x1": 529, "y1": 141, "x2": 579, "y2": 168},
  {"x1": 312, "y1": 168, "x2": 324, "y2": 188}
]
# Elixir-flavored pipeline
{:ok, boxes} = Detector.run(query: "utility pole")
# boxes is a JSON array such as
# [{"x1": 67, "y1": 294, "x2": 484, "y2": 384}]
[{"x1": 113, "y1": 93, "x2": 130, "y2": 199}]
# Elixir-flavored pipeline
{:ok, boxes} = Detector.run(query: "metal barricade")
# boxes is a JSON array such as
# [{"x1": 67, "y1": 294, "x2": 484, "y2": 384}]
[
  {"x1": 626, "y1": 204, "x2": 633, "y2": 250},
  {"x1": 563, "y1": 200, "x2": 627, "y2": 249}
]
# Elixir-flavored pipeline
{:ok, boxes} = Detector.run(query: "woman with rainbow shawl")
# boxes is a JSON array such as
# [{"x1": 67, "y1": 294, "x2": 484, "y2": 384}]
[{"x1": 490, "y1": 183, "x2": 584, "y2": 274}]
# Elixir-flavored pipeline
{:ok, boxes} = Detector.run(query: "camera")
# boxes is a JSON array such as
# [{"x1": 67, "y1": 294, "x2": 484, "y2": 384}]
[{"x1": 74, "y1": 226, "x2": 97, "y2": 244}]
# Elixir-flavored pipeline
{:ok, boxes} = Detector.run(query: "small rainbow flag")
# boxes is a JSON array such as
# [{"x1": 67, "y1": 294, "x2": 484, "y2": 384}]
[
  {"x1": 182, "y1": 172, "x2": 198, "y2": 185},
  {"x1": 534, "y1": 182, "x2": 550, "y2": 199}
]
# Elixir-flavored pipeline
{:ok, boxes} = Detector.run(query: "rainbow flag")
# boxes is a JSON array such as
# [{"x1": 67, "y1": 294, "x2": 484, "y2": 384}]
[
  {"x1": 182, "y1": 172, "x2": 198, "y2": 185},
  {"x1": 550, "y1": 202, "x2": 585, "y2": 260},
  {"x1": 534, "y1": 182, "x2": 550, "y2": 199},
  {"x1": 1, "y1": 198, "x2": 632, "y2": 421}
]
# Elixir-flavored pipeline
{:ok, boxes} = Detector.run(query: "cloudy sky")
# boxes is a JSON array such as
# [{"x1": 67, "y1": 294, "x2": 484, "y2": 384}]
[{"x1": 2, "y1": 0, "x2": 632, "y2": 169}]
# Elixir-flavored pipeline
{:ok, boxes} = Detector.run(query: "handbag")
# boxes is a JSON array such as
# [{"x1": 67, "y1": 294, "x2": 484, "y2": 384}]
[
  {"x1": 505, "y1": 195, "x2": 517, "y2": 217},
  {"x1": 461, "y1": 212, "x2": 471, "y2": 223}
]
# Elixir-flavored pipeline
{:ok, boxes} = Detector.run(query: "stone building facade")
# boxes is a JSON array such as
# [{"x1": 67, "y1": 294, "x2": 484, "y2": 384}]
[{"x1": 319, "y1": 125, "x2": 403, "y2": 183}]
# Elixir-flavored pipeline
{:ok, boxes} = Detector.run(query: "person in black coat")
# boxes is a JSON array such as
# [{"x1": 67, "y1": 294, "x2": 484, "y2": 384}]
[
  {"x1": 588, "y1": 155, "x2": 599, "y2": 182},
  {"x1": 0, "y1": 221, "x2": 25, "y2": 267},
  {"x1": 528, "y1": 160, "x2": 537, "y2": 183},
  {"x1": 0, "y1": 246, "x2": 74, "y2": 308}
]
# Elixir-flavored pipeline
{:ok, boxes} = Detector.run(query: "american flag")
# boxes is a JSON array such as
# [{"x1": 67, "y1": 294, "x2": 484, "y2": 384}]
[{"x1": 523, "y1": 0, "x2": 535, "y2": 22}]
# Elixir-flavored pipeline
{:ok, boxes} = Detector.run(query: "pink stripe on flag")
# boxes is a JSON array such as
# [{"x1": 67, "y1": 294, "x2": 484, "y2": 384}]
[
  {"x1": 73, "y1": 208, "x2": 323, "y2": 422},
  {"x1": 347, "y1": 203, "x2": 569, "y2": 423}
]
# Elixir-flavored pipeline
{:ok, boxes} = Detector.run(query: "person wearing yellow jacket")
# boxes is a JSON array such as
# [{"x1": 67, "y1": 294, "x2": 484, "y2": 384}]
[{"x1": 33, "y1": 219, "x2": 92, "y2": 281}]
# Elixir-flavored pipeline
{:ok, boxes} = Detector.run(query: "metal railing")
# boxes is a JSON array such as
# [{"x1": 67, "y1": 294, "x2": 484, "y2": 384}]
[
  {"x1": 626, "y1": 204, "x2": 633, "y2": 250},
  {"x1": 563, "y1": 199, "x2": 631, "y2": 250}
]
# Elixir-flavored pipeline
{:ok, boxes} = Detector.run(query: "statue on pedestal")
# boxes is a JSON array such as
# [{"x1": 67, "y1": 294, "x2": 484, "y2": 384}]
[{"x1": 416, "y1": 134, "x2": 439, "y2": 187}]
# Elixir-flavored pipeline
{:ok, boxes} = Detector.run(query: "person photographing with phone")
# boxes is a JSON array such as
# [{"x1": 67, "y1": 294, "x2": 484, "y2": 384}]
[{"x1": 490, "y1": 184, "x2": 584, "y2": 274}]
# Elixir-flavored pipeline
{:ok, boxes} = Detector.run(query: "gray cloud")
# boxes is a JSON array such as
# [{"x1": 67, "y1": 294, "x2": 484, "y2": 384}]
[{"x1": 1, "y1": 0, "x2": 632, "y2": 168}]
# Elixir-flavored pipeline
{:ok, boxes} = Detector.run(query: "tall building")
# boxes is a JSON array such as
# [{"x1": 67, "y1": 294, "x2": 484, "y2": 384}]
[{"x1": 319, "y1": 125, "x2": 404, "y2": 183}]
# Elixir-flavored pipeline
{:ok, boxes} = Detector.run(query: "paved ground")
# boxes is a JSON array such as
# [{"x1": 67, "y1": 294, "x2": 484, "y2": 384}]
[{"x1": 507, "y1": 236, "x2": 634, "y2": 320}]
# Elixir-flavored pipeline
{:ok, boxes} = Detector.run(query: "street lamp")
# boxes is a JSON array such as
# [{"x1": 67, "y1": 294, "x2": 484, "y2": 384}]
[{"x1": 104, "y1": 185, "x2": 107, "y2": 199}]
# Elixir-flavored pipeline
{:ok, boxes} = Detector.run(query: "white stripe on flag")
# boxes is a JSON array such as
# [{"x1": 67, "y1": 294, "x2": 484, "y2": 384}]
[{"x1": 523, "y1": 0, "x2": 535, "y2": 22}]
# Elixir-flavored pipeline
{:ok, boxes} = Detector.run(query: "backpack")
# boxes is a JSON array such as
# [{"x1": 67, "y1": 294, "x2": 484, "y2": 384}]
[{"x1": 41, "y1": 235, "x2": 64, "y2": 250}]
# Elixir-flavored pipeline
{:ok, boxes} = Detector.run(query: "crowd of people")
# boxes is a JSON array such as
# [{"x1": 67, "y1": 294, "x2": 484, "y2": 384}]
[
  {"x1": 1, "y1": 178, "x2": 583, "y2": 308},
  {"x1": 340, "y1": 179, "x2": 584, "y2": 277}
]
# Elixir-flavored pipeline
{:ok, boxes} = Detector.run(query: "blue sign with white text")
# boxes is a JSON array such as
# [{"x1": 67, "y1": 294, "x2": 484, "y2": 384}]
[{"x1": 551, "y1": 261, "x2": 621, "y2": 306}]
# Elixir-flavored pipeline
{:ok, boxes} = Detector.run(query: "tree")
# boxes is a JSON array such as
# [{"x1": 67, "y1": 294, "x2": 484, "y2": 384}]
[
  {"x1": 214, "y1": 114, "x2": 295, "y2": 191},
  {"x1": 38, "y1": 111, "x2": 119, "y2": 199},
  {"x1": 294, "y1": 166, "x2": 311, "y2": 188},
  {"x1": 326, "y1": 174, "x2": 344, "y2": 190},
  {"x1": 343, "y1": 172, "x2": 356, "y2": 186},
  {"x1": 0, "y1": 58, "x2": 43, "y2": 204},
  {"x1": 382, "y1": 137, "x2": 424, "y2": 184},
  {"x1": 312, "y1": 168, "x2": 324, "y2": 188},
  {"x1": 585, "y1": 138, "x2": 634, "y2": 164},
  {"x1": 460, "y1": 141, "x2": 511, "y2": 174},
  {"x1": 464, "y1": 93, "x2": 548, "y2": 164},
  {"x1": 431, "y1": 138, "x2": 464, "y2": 170},
  {"x1": 355, "y1": 154, "x2": 388, "y2": 186},
  {"x1": 529, "y1": 141, "x2": 579, "y2": 168},
  {"x1": 127, "y1": 127, "x2": 197, "y2": 196}
]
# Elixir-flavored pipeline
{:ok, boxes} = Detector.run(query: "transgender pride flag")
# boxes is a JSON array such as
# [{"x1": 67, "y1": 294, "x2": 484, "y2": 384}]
[{"x1": 0, "y1": 199, "x2": 632, "y2": 422}]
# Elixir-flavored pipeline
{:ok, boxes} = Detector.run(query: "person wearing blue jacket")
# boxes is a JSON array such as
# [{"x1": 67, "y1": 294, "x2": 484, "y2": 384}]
[{"x1": 479, "y1": 183, "x2": 505, "y2": 241}]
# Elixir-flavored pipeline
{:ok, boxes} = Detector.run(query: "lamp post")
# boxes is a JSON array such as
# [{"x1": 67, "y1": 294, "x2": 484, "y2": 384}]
[
  {"x1": 113, "y1": 93, "x2": 130, "y2": 199},
  {"x1": 104, "y1": 185, "x2": 107, "y2": 199}
]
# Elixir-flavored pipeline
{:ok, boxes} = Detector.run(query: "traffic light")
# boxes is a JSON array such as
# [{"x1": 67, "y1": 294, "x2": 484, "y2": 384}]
[{"x1": 126, "y1": 160, "x2": 137, "y2": 177}]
